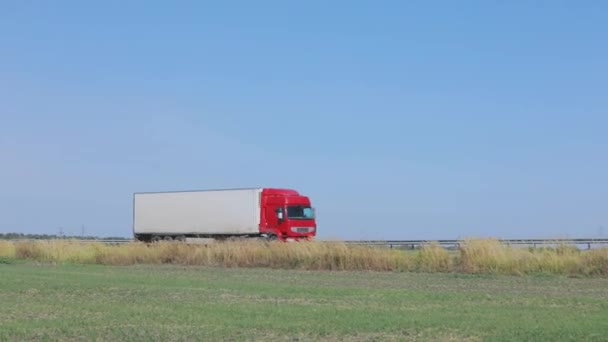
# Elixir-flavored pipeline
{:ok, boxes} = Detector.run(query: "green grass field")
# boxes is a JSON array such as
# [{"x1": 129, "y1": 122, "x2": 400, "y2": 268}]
[{"x1": 1, "y1": 262, "x2": 608, "y2": 341}]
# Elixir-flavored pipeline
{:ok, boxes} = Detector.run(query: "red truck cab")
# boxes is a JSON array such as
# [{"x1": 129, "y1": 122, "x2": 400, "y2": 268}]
[{"x1": 259, "y1": 188, "x2": 316, "y2": 241}]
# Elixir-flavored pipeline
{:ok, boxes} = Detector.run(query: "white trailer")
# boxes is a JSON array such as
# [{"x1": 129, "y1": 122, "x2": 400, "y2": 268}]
[{"x1": 133, "y1": 188, "x2": 262, "y2": 241}]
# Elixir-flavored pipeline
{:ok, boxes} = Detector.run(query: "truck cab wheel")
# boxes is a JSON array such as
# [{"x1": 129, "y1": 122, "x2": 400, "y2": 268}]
[{"x1": 267, "y1": 234, "x2": 278, "y2": 241}]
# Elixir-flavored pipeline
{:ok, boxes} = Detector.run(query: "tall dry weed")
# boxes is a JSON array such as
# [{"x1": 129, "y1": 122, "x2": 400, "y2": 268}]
[
  {"x1": 579, "y1": 249, "x2": 608, "y2": 276},
  {"x1": 417, "y1": 242, "x2": 451, "y2": 272},
  {"x1": 459, "y1": 239, "x2": 511, "y2": 273},
  {"x1": 457, "y1": 239, "x2": 607, "y2": 276},
  {"x1": 14, "y1": 240, "x2": 98, "y2": 263},
  {"x1": 0, "y1": 240, "x2": 16, "y2": 258},
  {"x1": 14, "y1": 241, "x2": 45, "y2": 260},
  {"x1": 3, "y1": 239, "x2": 608, "y2": 276}
]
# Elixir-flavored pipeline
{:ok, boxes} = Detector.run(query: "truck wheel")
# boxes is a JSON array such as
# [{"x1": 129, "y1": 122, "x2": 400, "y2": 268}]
[
  {"x1": 175, "y1": 235, "x2": 186, "y2": 242},
  {"x1": 163, "y1": 236, "x2": 173, "y2": 241},
  {"x1": 267, "y1": 234, "x2": 278, "y2": 241},
  {"x1": 151, "y1": 235, "x2": 162, "y2": 243}
]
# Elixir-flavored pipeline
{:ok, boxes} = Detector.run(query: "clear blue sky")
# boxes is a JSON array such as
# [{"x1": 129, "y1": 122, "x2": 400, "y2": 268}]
[{"x1": 1, "y1": 1, "x2": 606, "y2": 239}]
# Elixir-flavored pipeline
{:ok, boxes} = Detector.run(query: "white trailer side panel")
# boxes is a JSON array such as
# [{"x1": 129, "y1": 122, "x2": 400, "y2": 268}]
[{"x1": 133, "y1": 188, "x2": 262, "y2": 235}]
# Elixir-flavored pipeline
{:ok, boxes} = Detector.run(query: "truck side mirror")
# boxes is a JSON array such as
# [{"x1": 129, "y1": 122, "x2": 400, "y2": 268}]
[{"x1": 276, "y1": 208, "x2": 284, "y2": 222}]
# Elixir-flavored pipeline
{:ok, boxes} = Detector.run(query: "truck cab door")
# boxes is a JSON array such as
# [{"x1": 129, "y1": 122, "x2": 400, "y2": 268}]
[{"x1": 263, "y1": 206, "x2": 278, "y2": 228}]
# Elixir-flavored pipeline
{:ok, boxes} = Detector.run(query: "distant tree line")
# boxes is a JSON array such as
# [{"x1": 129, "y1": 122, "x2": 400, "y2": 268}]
[{"x1": 0, "y1": 233, "x2": 130, "y2": 240}]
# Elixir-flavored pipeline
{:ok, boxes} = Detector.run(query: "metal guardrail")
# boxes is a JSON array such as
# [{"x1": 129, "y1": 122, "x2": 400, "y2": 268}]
[
  {"x1": 341, "y1": 238, "x2": 608, "y2": 249},
  {"x1": 4, "y1": 238, "x2": 608, "y2": 249},
  {"x1": 6, "y1": 239, "x2": 132, "y2": 245}
]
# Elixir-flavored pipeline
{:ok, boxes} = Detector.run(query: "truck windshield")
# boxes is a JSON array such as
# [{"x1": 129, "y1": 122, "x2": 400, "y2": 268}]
[{"x1": 286, "y1": 206, "x2": 315, "y2": 220}]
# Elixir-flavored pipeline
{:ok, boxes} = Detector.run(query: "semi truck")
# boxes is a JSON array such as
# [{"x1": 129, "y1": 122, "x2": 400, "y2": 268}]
[{"x1": 133, "y1": 188, "x2": 317, "y2": 242}]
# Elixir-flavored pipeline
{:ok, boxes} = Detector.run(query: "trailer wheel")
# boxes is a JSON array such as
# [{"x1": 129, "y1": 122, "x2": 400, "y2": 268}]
[
  {"x1": 163, "y1": 236, "x2": 173, "y2": 241},
  {"x1": 175, "y1": 235, "x2": 186, "y2": 242},
  {"x1": 151, "y1": 235, "x2": 162, "y2": 243}
]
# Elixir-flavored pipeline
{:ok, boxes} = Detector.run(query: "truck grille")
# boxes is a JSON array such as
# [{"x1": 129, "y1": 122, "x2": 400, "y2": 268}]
[{"x1": 291, "y1": 227, "x2": 315, "y2": 233}]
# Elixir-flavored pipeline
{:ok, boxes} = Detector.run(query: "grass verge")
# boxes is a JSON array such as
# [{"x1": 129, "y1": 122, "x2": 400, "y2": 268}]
[{"x1": 1, "y1": 264, "x2": 608, "y2": 340}]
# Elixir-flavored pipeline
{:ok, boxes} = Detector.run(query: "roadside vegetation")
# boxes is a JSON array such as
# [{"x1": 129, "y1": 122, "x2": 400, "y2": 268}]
[{"x1": 1, "y1": 239, "x2": 607, "y2": 276}]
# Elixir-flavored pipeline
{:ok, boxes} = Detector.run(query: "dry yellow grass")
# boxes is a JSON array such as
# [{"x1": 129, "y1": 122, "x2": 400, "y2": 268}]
[
  {"x1": 417, "y1": 242, "x2": 452, "y2": 272},
  {"x1": 0, "y1": 240, "x2": 15, "y2": 258},
  {"x1": 459, "y1": 239, "x2": 608, "y2": 276},
  {"x1": 1, "y1": 239, "x2": 607, "y2": 276}
]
